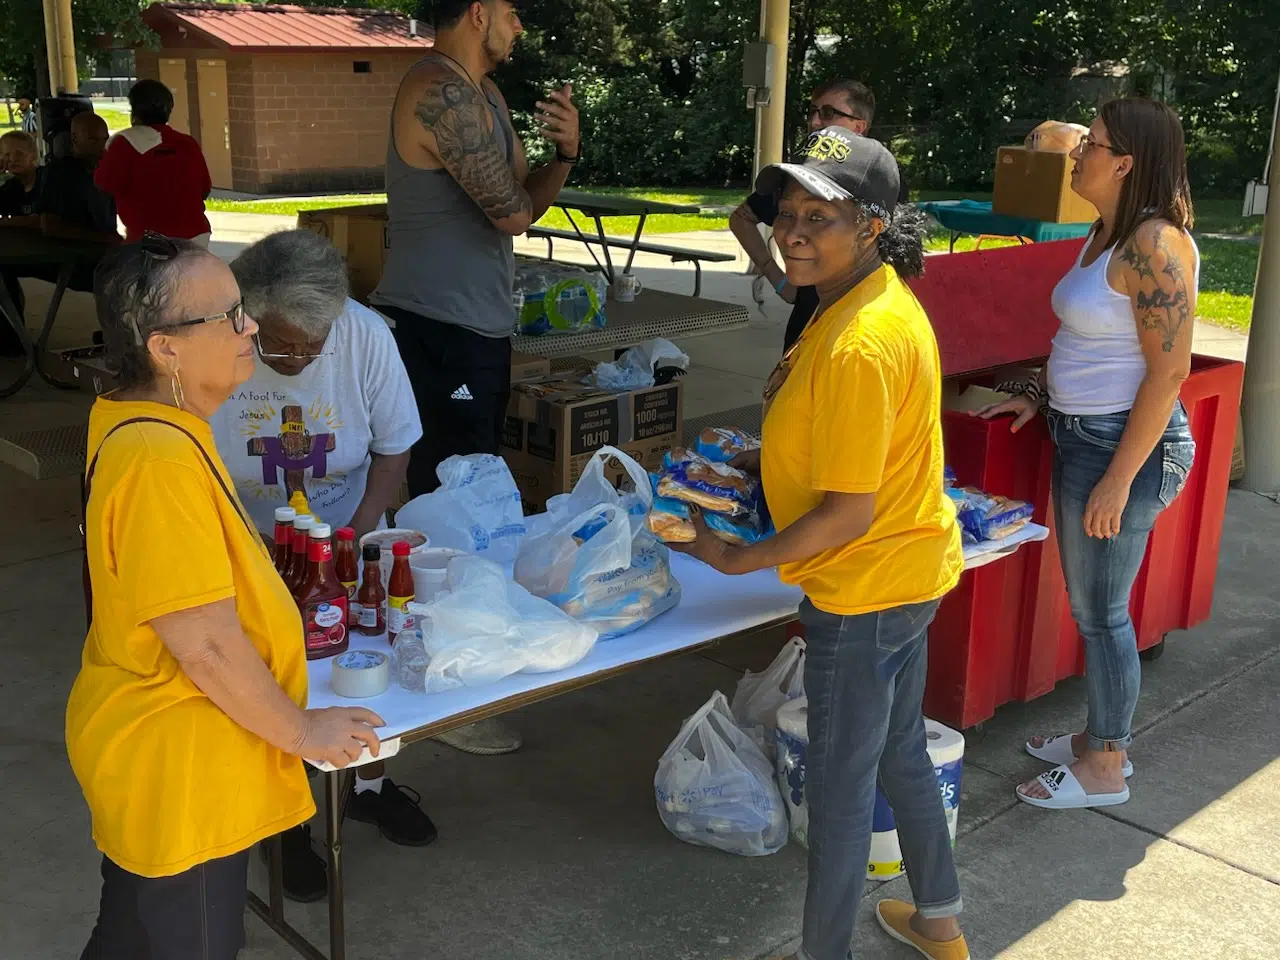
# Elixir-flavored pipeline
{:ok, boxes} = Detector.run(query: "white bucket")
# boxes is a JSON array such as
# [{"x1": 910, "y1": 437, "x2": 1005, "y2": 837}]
[
  {"x1": 774, "y1": 698, "x2": 965, "y2": 881},
  {"x1": 359, "y1": 528, "x2": 429, "y2": 582},
  {"x1": 407, "y1": 548, "x2": 467, "y2": 603}
]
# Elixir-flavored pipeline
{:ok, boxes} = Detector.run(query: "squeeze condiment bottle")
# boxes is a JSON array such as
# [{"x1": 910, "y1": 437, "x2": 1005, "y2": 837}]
[
  {"x1": 272, "y1": 506, "x2": 297, "y2": 573},
  {"x1": 285, "y1": 514, "x2": 316, "y2": 595},
  {"x1": 355, "y1": 543, "x2": 386, "y2": 636},
  {"x1": 288, "y1": 489, "x2": 312, "y2": 517},
  {"x1": 334, "y1": 527, "x2": 359, "y2": 626},
  {"x1": 297, "y1": 523, "x2": 350, "y2": 660},
  {"x1": 386, "y1": 540, "x2": 415, "y2": 645}
]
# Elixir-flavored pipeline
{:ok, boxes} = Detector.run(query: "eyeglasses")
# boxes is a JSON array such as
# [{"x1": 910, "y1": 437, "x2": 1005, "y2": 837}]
[
  {"x1": 254, "y1": 333, "x2": 332, "y2": 361},
  {"x1": 810, "y1": 103, "x2": 865, "y2": 126},
  {"x1": 131, "y1": 232, "x2": 248, "y2": 344},
  {"x1": 1078, "y1": 133, "x2": 1124, "y2": 155}
]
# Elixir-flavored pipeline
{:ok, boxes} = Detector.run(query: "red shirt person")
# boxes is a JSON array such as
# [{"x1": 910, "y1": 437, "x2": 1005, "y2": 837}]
[{"x1": 95, "y1": 79, "x2": 213, "y2": 244}]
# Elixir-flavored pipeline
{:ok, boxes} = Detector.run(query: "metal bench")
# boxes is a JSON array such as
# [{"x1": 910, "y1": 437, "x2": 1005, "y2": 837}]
[{"x1": 526, "y1": 226, "x2": 735, "y2": 298}]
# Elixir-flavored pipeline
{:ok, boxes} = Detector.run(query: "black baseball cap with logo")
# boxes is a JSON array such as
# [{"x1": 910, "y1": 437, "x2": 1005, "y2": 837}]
[{"x1": 755, "y1": 126, "x2": 901, "y2": 221}]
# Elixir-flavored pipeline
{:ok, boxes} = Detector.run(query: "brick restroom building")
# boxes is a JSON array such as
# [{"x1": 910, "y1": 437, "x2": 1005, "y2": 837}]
[{"x1": 136, "y1": 2, "x2": 434, "y2": 194}]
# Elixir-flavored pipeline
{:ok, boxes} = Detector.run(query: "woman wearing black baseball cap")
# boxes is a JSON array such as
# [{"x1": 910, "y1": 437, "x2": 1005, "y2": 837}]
[{"x1": 674, "y1": 127, "x2": 968, "y2": 960}]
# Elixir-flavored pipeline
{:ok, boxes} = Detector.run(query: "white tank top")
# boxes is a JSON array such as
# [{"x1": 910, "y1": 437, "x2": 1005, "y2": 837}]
[{"x1": 1046, "y1": 228, "x2": 1199, "y2": 416}]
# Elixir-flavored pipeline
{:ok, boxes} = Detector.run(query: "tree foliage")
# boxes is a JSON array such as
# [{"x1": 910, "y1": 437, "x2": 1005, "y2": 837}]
[{"x1": 2, "y1": 0, "x2": 1274, "y2": 195}]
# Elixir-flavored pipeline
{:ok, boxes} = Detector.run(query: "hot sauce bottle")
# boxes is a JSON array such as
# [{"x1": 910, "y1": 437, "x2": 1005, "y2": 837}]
[
  {"x1": 334, "y1": 527, "x2": 359, "y2": 626},
  {"x1": 386, "y1": 540, "x2": 416, "y2": 646},
  {"x1": 355, "y1": 543, "x2": 387, "y2": 636},
  {"x1": 285, "y1": 514, "x2": 316, "y2": 595},
  {"x1": 272, "y1": 506, "x2": 297, "y2": 573},
  {"x1": 297, "y1": 523, "x2": 350, "y2": 660}
]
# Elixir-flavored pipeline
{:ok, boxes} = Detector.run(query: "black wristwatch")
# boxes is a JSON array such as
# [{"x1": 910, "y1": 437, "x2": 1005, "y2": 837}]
[{"x1": 556, "y1": 145, "x2": 581, "y2": 165}]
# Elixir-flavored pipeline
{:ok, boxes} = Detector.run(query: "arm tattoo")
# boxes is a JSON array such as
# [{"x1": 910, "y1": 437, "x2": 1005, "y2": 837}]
[
  {"x1": 1124, "y1": 226, "x2": 1191, "y2": 354},
  {"x1": 414, "y1": 76, "x2": 532, "y2": 222}
]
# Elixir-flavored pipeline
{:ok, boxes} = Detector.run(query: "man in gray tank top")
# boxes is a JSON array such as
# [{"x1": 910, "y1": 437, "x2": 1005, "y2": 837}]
[
  {"x1": 371, "y1": 0, "x2": 580, "y2": 499},
  {"x1": 364, "y1": 0, "x2": 581, "y2": 796}
]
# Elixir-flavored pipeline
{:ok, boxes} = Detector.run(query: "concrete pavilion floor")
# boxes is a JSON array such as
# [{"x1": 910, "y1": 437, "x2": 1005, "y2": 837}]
[{"x1": 0, "y1": 213, "x2": 1273, "y2": 960}]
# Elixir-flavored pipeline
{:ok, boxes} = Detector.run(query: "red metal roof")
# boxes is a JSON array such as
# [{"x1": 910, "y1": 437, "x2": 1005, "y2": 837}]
[{"x1": 143, "y1": 3, "x2": 435, "y2": 51}]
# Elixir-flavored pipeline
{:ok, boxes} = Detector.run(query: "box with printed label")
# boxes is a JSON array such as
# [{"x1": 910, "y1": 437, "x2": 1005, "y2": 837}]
[
  {"x1": 992, "y1": 147, "x2": 1097, "y2": 224},
  {"x1": 510, "y1": 352, "x2": 551, "y2": 382},
  {"x1": 501, "y1": 376, "x2": 684, "y2": 512},
  {"x1": 297, "y1": 204, "x2": 389, "y2": 304}
]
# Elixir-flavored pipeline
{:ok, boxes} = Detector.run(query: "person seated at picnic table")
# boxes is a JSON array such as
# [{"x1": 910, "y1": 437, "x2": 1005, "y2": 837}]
[
  {"x1": 0, "y1": 130, "x2": 45, "y2": 217},
  {"x1": 69, "y1": 234, "x2": 383, "y2": 960},
  {"x1": 976, "y1": 98, "x2": 1198, "y2": 811},
  {"x1": 95, "y1": 79, "x2": 213, "y2": 245},
  {"x1": 0, "y1": 130, "x2": 46, "y2": 355},
  {"x1": 674, "y1": 128, "x2": 969, "y2": 960},
  {"x1": 730, "y1": 79, "x2": 911, "y2": 353},
  {"x1": 0, "y1": 113, "x2": 117, "y2": 348},
  {"x1": 210, "y1": 228, "x2": 431, "y2": 904}
]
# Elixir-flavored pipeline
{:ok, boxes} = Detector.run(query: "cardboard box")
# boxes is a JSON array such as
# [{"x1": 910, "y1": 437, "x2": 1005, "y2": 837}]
[
  {"x1": 297, "y1": 204, "x2": 389, "y2": 303},
  {"x1": 992, "y1": 147, "x2": 1098, "y2": 224},
  {"x1": 502, "y1": 376, "x2": 684, "y2": 512},
  {"x1": 510, "y1": 351, "x2": 551, "y2": 382}
]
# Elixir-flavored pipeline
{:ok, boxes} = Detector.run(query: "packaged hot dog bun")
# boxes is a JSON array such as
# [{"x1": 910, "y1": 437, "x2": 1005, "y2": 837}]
[
  {"x1": 695, "y1": 426, "x2": 761, "y2": 464},
  {"x1": 657, "y1": 450, "x2": 759, "y2": 516}
]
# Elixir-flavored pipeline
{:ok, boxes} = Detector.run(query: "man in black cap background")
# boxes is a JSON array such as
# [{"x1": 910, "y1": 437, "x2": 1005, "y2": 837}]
[{"x1": 730, "y1": 79, "x2": 910, "y2": 351}]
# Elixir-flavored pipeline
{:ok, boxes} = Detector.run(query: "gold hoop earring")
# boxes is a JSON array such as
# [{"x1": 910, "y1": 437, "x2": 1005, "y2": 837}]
[{"x1": 170, "y1": 367, "x2": 185, "y2": 411}]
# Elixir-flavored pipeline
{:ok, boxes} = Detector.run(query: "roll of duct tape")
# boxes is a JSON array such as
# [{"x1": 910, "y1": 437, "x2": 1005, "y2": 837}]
[{"x1": 331, "y1": 650, "x2": 391, "y2": 699}]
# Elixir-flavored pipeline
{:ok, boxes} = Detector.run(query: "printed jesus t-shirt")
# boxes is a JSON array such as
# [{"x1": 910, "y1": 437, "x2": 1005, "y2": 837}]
[{"x1": 210, "y1": 298, "x2": 422, "y2": 535}]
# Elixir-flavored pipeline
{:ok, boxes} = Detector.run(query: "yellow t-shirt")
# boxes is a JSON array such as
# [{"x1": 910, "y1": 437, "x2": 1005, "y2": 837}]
[
  {"x1": 761, "y1": 265, "x2": 962, "y2": 616},
  {"x1": 66, "y1": 398, "x2": 315, "y2": 879}
]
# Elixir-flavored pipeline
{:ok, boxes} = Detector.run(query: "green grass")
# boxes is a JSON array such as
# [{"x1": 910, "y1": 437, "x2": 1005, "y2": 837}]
[
  {"x1": 206, "y1": 183, "x2": 1264, "y2": 331},
  {"x1": 1, "y1": 102, "x2": 131, "y2": 134}
]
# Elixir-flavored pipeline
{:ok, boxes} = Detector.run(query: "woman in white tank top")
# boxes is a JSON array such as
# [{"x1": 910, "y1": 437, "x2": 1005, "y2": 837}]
[{"x1": 977, "y1": 98, "x2": 1198, "y2": 811}]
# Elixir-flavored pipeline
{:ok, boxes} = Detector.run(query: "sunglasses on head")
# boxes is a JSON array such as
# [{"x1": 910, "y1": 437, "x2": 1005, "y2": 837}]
[{"x1": 134, "y1": 231, "x2": 247, "y2": 342}]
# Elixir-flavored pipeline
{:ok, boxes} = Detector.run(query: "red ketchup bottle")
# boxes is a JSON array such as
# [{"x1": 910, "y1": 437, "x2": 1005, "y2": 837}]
[
  {"x1": 285, "y1": 514, "x2": 315, "y2": 595},
  {"x1": 272, "y1": 506, "x2": 297, "y2": 573},
  {"x1": 334, "y1": 527, "x2": 359, "y2": 627},
  {"x1": 386, "y1": 540, "x2": 416, "y2": 646},
  {"x1": 297, "y1": 523, "x2": 350, "y2": 660},
  {"x1": 354, "y1": 543, "x2": 386, "y2": 636}
]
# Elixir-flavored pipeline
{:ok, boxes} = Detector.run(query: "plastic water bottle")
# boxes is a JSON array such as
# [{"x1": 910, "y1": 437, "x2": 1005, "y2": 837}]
[{"x1": 511, "y1": 289, "x2": 525, "y2": 335}]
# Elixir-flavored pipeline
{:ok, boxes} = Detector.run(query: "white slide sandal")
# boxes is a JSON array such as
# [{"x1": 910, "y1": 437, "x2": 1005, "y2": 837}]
[
  {"x1": 1026, "y1": 734, "x2": 1133, "y2": 778},
  {"x1": 1016, "y1": 764, "x2": 1130, "y2": 810}
]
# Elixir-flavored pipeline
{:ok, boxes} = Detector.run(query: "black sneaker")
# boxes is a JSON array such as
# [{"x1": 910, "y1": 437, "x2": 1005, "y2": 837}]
[
  {"x1": 259, "y1": 824, "x2": 327, "y2": 903},
  {"x1": 348, "y1": 778, "x2": 438, "y2": 847}
]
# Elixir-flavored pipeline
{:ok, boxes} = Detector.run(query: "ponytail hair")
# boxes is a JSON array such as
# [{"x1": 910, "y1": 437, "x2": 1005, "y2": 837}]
[{"x1": 870, "y1": 202, "x2": 927, "y2": 279}]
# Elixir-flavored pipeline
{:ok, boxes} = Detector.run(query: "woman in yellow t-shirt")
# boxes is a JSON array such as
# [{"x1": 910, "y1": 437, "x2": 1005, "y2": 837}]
[
  {"x1": 676, "y1": 130, "x2": 969, "y2": 960},
  {"x1": 68, "y1": 234, "x2": 384, "y2": 960}
]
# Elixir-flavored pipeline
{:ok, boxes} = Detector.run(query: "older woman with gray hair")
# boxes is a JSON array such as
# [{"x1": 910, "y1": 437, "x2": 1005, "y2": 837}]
[{"x1": 210, "y1": 228, "x2": 429, "y2": 902}]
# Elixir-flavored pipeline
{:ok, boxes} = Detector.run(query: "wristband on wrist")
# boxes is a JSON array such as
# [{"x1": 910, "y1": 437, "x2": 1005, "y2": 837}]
[
  {"x1": 556, "y1": 145, "x2": 581, "y2": 164},
  {"x1": 775, "y1": 277, "x2": 788, "y2": 294}
]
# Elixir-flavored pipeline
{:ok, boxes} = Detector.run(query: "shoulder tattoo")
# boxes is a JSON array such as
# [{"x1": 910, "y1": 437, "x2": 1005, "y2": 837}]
[
  {"x1": 414, "y1": 75, "x2": 530, "y2": 222},
  {"x1": 1122, "y1": 225, "x2": 1191, "y2": 354}
]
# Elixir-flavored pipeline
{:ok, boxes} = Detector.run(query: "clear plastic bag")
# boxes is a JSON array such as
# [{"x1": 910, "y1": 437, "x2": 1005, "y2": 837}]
[
  {"x1": 585, "y1": 338, "x2": 689, "y2": 390},
  {"x1": 395, "y1": 454, "x2": 527, "y2": 562},
  {"x1": 406, "y1": 556, "x2": 598, "y2": 694},
  {"x1": 654, "y1": 691, "x2": 789, "y2": 857},
  {"x1": 515, "y1": 446, "x2": 680, "y2": 639},
  {"x1": 731, "y1": 637, "x2": 806, "y2": 758}
]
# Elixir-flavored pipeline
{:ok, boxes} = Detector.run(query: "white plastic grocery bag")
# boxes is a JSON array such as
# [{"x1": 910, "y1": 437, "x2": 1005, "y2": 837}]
[
  {"x1": 515, "y1": 446, "x2": 680, "y2": 639},
  {"x1": 396, "y1": 454, "x2": 526, "y2": 562},
  {"x1": 732, "y1": 637, "x2": 806, "y2": 757},
  {"x1": 654, "y1": 691, "x2": 789, "y2": 857},
  {"x1": 405, "y1": 556, "x2": 598, "y2": 693}
]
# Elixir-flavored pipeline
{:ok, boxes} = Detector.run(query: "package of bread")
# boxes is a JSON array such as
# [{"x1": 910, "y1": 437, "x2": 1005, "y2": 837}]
[
  {"x1": 646, "y1": 496, "x2": 768, "y2": 547},
  {"x1": 695, "y1": 426, "x2": 761, "y2": 464},
  {"x1": 656, "y1": 450, "x2": 759, "y2": 516},
  {"x1": 1024, "y1": 120, "x2": 1089, "y2": 154}
]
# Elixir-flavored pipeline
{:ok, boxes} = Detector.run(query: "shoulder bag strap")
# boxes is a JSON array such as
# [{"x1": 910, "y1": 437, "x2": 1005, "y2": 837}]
[{"x1": 81, "y1": 416, "x2": 255, "y2": 627}]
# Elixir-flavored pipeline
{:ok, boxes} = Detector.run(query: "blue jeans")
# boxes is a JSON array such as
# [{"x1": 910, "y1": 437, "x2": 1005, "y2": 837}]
[
  {"x1": 798, "y1": 598, "x2": 961, "y2": 960},
  {"x1": 1047, "y1": 405, "x2": 1195, "y2": 752}
]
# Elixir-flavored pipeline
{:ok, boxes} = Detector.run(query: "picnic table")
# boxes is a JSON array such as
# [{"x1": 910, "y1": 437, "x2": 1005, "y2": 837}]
[
  {"x1": 915, "y1": 199, "x2": 1094, "y2": 252},
  {"x1": 253, "y1": 531, "x2": 1048, "y2": 960},
  {"x1": 0, "y1": 229, "x2": 111, "y2": 399},
  {"x1": 511, "y1": 287, "x2": 749, "y2": 360},
  {"x1": 529, "y1": 189, "x2": 735, "y2": 296}
]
